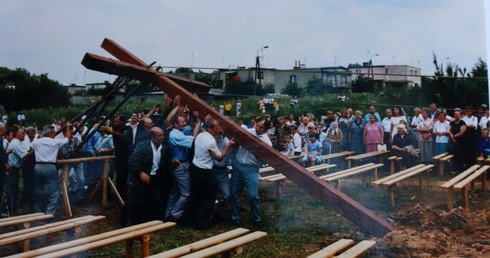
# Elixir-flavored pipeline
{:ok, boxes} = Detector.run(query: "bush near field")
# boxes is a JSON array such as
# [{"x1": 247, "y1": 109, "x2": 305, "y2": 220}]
[{"x1": 4, "y1": 93, "x2": 388, "y2": 128}]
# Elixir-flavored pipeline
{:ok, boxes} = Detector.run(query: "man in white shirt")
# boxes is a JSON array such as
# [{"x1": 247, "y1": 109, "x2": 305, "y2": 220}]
[
  {"x1": 479, "y1": 110, "x2": 490, "y2": 131},
  {"x1": 180, "y1": 119, "x2": 234, "y2": 229},
  {"x1": 31, "y1": 125, "x2": 72, "y2": 215},
  {"x1": 231, "y1": 116, "x2": 272, "y2": 225},
  {"x1": 381, "y1": 109, "x2": 393, "y2": 150}
]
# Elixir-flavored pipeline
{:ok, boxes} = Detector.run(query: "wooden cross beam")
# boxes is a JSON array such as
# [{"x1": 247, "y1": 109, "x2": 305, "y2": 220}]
[{"x1": 81, "y1": 38, "x2": 397, "y2": 237}]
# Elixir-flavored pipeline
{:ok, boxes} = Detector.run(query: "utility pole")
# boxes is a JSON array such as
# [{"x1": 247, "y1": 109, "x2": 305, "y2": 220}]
[{"x1": 255, "y1": 45, "x2": 269, "y2": 95}]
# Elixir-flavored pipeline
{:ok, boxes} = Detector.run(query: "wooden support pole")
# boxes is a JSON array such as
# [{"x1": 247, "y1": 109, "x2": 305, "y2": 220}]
[
  {"x1": 390, "y1": 159, "x2": 395, "y2": 175},
  {"x1": 88, "y1": 177, "x2": 103, "y2": 203},
  {"x1": 60, "y1": 164, "x2": 72, "y2": 217},
  {"x1": 102, "y1": 160, "x2": 109, "y2": 206},
  {"x1": 388, "y1": 186, "x2": 395, "y2": 208},
  {"x1": 439, "y1": 160, "x2": 444, "y2": 177},
  {"x1": 81, "y1": 38, "x2": 398, "y2": 237},
  {"x1": 140, "y1": 234, "x2": 151, "y2": 257},
  {"x1": 108, "y1": 177, "x2": 125, "y2": 206},
  {"x1": 125, "y1": 239, "x2": 134, "y2": 258},
  {"x1": 482, "y1": 172, "x2": 487, "y2": 191},
  {"x1": 447, "y1": 188, "x2": 454, "y2": 209},
  {"x1": 462, "y1": 186, "x2": 469, "y2": 210}
]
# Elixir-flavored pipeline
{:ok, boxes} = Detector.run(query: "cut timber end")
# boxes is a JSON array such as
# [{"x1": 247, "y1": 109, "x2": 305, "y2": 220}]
[{"x1": 81, "y1": 38, "x2": 398, "y2": 237}]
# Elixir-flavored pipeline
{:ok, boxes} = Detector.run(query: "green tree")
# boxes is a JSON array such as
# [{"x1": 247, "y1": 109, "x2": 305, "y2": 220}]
[
  {"x1": 305, "y1": 76, "x2": 333, "y2": 96},
  {"x1": 0, "y1": 67, "x2": 70, "y2": 111},
  {"x1": 281, "y1": 82, "x2": 304, "y2": 97},
  {"x1": 224, "y1": 78, "x2": 264, "y2": 96},
  {"x1": 351, "y1": 75, "x2": 375, "y2": 93},
  {"x1": 263, "y1": 83, "x2": 275, "y2": 93},
  {"x1": 174, "y1": 67, "x2": 194, "y2": 74},
  {"x1": 194, "y1": 70, "x2": 222, "y2": 88}
]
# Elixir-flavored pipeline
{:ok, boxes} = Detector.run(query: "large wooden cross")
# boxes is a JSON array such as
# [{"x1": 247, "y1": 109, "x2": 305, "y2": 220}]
[{"x1": 81, "y1": 38, "x2": 397, "y2": 237}]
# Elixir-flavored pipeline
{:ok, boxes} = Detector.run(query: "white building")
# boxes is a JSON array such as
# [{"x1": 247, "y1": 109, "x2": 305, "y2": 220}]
[{"x1": 349, "y1": 64, "x2": 421, "y2": 86}]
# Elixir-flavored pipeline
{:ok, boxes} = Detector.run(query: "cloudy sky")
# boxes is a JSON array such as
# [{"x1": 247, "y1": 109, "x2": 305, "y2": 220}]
[{"x1": 1, "y1": 1, "x2": 487, "y2": 85}]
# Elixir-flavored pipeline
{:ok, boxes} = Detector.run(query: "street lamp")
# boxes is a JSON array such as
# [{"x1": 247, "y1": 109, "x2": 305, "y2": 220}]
[
  {"x1": 369, "y1": 53, "x2": 379, "y2": 79},
  {"x1": 255, "y1": 45, "x2": 269, "y2": 93}
]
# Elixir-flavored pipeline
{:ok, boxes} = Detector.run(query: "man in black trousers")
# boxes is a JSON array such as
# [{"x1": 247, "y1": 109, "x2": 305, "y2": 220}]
[{"x1": 119, "y1": 127, "x2": 173, "y2": 226}]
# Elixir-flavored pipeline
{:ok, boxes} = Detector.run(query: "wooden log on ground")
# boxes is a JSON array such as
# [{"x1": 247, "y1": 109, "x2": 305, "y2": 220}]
[
  {"x1": 0, "y1": 216, "x2": 105, "y2": 251},
  {"x1": 178, "y1": 231, "x2": 267, "y2": 258},
  {"x1": 0, "y1": 214, "x2": 53, "y2": 228},
  {"x1": 335, "y1": 240, "x2": 376, "y2": 258},
  {"x1": 149, "y1": 228, "x2": 250, "y2": 258},
  {"x1": 80, "y1": 38, "x2": 398, "y2": 237},
  {"x1": 0, "y1": 215, "x2": 95, "y2": 240},
  {"x1": 6, "y1": 220, "x2": 166, "y2": 258},
  {"x1": 306, "y1": 238, "x2": 355, "y2": 258},
  {"x1": 0, "y1": 213, "x2": 45, "y2": 224},
  {"x1": 33, "y1": 222, "x2": 176, "y2": 258}
]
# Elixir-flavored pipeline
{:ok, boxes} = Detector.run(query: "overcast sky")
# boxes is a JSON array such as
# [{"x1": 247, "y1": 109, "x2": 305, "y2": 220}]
[{"x1": 0, "y1": 1, "x2": 487, "y2": 85}]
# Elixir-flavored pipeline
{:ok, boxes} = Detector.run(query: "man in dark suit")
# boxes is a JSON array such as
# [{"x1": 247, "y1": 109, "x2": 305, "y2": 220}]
[
  {"x1": 119, "y1": 127, "x2": 173, "y2": 226},
  {"x1": 124, "y1": 116, "x2": 153, "y2": 156}
]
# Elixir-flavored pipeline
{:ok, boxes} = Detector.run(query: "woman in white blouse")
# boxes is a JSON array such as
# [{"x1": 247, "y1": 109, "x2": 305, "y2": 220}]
[
  {"x1": 390, "y1": 106, "x2": 407, "y2": 141},
  {"x1": 433, "y1": 111, "x2": 450, "y2": 155}
]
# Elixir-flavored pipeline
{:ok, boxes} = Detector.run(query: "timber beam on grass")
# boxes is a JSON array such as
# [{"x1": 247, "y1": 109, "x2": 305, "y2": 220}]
[{"x1": 81, "y1": 38, "x2": 397, "y2": 237}]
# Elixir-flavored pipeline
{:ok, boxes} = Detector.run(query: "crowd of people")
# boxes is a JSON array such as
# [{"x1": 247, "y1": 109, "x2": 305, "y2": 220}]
[
  {"x1": 0, "y1": 97, "x2": 489, "y2": 230},
  {"x1": 268, "y1": 103, "x2": 490, "y2": 174}
]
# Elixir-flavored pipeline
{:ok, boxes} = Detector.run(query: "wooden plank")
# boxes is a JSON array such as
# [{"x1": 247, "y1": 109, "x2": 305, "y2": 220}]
[
  {"x1": 432, "y1": 152, "x2": 448, "y2": 160},
  {"x1": 149, "y1": 228, "x2": 250, "y2": 258},
  {"x1": 346, "y1": 150, "x2": 389, "y2": 161},
  {"x1": 335, "y1": 240, "x2": 376, "y2": 258},
  {"x1": 258, "y1": 166, "x2": 276, "y2": 173},
  {"x1": 0, "y1": 214, "x2": 53, "y2": 228},
  {"x1": 0, "y1": 216, "x2": 105, "y2": 247},
  {"x1": 319, "y1": 163, "x2": 376, "y2": 180},
  {"x1": 306, "y1": 238, "x2": 355, "y2": 258},
  {"x1": 5, "y1": 220, "x2": 166, "y2": 258},
  {"x1": 0, "y1": 216, "x2": 94, "y2": 240},
  {"x1": 440, "y1": 165, "x2": 481, "y2": 189},
  {"x1": 267, "y1": 164, "x2": 336, "y2": 182},
  {"x1": 0, "y1": 213, "x2": 45, "y2": 223},
  {"x1": 179, "y1": 231, "x2": 267, "y2": 258},
  {"x1": 56, "y1": 155, "x2": 115, "y2": 164},
  {"x1": 454, "y1": 165, "x2": 490, "y2": 189},
  {"x1": 323, "y1": 164, "x2": 384, "y2": 182},
  {"x1": 259, "y1": 174, "x2": 284, "y2": 181},
  {"x1": 321, "y1": 151, "x2": 355, "y2": 160},
  {"x1": 382, "y1": 165, "x2": 434, "y2": 186},
  {"x1": 33, "y1": 222, "x2": 176, "y2": 258},
  {"x1": 81, "y1": 39, "x2": 398, "y2": 237},
  {"x1": 372, "y1": 164, "x2": 425, "y2": 185},
  {"x1": 441, "y1": 154, "x2": 454, "y2": 161},
  {"x1": 260, "y1": 163, "x2": 334, "y2": 174}
]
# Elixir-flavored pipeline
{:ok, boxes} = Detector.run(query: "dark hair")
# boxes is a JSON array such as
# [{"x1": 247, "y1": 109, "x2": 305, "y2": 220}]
[
  {"x1": 255, "y1": 116, "x2": 271, "y2": 130},
  {"x1": 309, "y1": 132, "x2": 318, "y2": 138}
]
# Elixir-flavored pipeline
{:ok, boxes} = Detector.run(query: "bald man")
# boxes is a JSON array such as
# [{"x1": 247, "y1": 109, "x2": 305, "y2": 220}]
[{"x1": 120, "y1": 127, "x2": 172, "y2": 226}]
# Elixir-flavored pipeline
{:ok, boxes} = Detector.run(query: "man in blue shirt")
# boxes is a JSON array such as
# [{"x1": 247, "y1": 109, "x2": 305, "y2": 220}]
[{"x1": 165, "y1": 115, "x2": 201, "y2": 221}]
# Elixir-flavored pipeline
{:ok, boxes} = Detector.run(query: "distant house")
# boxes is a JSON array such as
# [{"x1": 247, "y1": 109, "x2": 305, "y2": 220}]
[
  {"x1": 64, "y1": 84, "x2": 86, "y2": 95},
  {"x1": 217, "y1": 62, "x2": 353, "y2": 94},
  {"x1": 349, "y1": 64, "x2": 421, "y2": 86}
]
